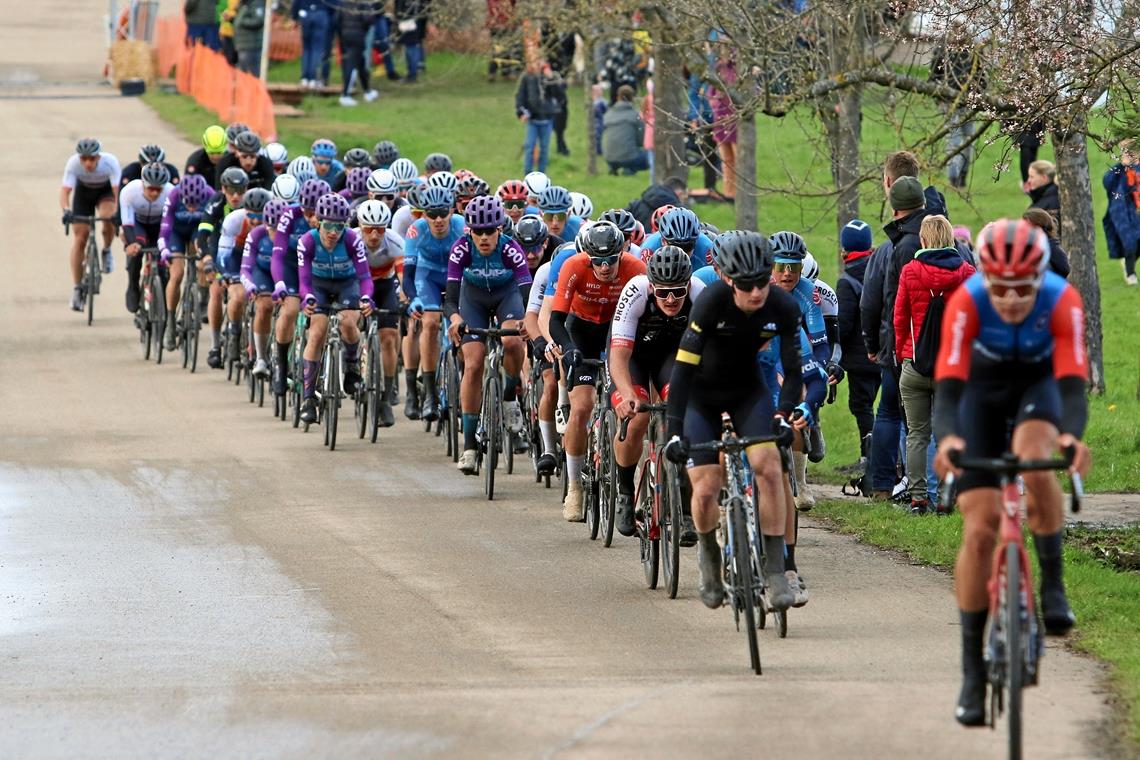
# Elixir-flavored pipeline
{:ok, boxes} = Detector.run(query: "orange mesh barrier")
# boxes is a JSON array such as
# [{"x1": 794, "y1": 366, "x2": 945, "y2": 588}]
[
  {"x1": 155, "y1": 16, "x2": 186, "y2": 79},
  {"x1": 170, "y1": 34, "x2": 277, "y2": 141}
]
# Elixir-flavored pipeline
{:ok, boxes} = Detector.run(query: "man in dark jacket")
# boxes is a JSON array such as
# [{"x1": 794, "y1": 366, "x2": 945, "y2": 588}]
[
  {"x1": 626, "y1": 178, "x2": 687, "y2": 230},
  {"x1": 1023, "y1": 208, "x2": 1071, "y2": 278},
  {"x1": 185, "y1": 0, "x2": 220, "y2": 50},
  {"x1": 837, "y1": 220, "x2": 879, "y2": 464},
  {"x1": 515, "y1": 59, "x2": 558, "y2": 173},
  {"x1": 233, "y1": 0, "x2": 265, "y2": 76},
  {"x1": 602, "y1": 85, "x2": 650, "y2": 175},
  {"x1": 1026, "y1": 159, "x2": 1061, "y2": 235}
]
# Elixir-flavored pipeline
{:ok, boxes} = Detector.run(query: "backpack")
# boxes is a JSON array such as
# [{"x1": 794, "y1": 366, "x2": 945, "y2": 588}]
[
  {"x1": 840, "y1": 272, "x2": 863, "y2": 298},
  {"x1": 911, "y1": 289, "x2": 946, "y2": 376}
]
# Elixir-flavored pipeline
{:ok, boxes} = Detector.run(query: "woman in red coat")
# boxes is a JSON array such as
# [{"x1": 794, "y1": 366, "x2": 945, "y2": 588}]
[{"x1": 894, "y1": 214, "x2": 976, "y2": 513}]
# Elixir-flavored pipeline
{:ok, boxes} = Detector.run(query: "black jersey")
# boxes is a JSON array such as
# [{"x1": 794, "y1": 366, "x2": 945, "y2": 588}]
[{"x1": 119, "y1": 161, "x2": 180, "y2": 190}]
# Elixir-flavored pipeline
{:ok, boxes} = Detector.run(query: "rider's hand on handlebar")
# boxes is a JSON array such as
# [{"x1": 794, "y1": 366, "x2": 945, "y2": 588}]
[
  {"x1": 272, "y1": 281, "x2": 288, "y2": 302},
  {"x1": 61, "y1": 210, "x2": 73, "y2": 226},
  {"x1": 302, "y1": 294, "x2": 318, "y2": 316},
  {"x1": 447, "y1": 314, "x2": 463, "y2": 344},
  {"x1": 614, "y1": 388, "x2": 638, "y2": 421},
  {"x1": 561, "y1": 348, "x2": 583, "y2": 375},
  {"x1": 1056, "y1": 434, "x2": 1092, "y2": 477},
  {"x1": 359, "y1": 296, "x2": 374, "y2": 317},
  {"x1": 772, "y1": 413, "x2": 795, "y2": 447},
  {"x1": 664, "y1": 435, "x2": 689, "y2": 465},
  {"x1": 934, "y1": 435, "x2": 966, "y2": 480}
]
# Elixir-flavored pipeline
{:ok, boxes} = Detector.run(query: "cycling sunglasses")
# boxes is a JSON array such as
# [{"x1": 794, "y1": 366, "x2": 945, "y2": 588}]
[
  {"x1": 542, "y1": 212, "x2": 568, "y2": 222},
  {"x1": 985, "y1": 278, "x2": 1039, "y2": 300},
  {"x1": 653, "y1": 284, "x2": 689, "y2": 300},
  {"x1": 470, "y1": 227, "x2": 499, "y2": 237},
  {"x1": 732, "y1": 275, "x2": 771, "y2": 292},
  {"x1": 320, "y1": 220, "x2": 346, "y2": 234},
  {"x1": 773, "y1": 262, "x2": 803, "y2": 273},
  {"x1": 313, "y1": 158, "x2": 332, "y2": 166},
  {"x1": 503, "y1": 200, "x2": 526, "y2": 209},
  {"x1": 589, "y1": 253, "x2": 620, "y2": 267},
  {"x1": 668, "y1": 239, "x2": 695, "y2": 254},
  {"x1": 371, "y1": 193, "x2": 396, "y2": 202},
  {"x1": 246, "y1": 212, "x2": 263, "y2": 223},
  {"x1": 424, "y1": 208, "x2": 451, "y2": 220}
]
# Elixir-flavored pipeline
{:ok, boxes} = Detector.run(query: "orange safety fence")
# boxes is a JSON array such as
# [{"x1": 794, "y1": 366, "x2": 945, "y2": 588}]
[
  {"x1": 155, "y1": 16, "x2": 186, "y2": 79},
  {"x1": 170, "y1": 39, "x2": 277, "y2": 141}
]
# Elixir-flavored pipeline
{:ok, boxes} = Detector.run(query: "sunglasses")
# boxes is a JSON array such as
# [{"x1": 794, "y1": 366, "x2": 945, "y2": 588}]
[
  {"x1": 372, "y1": 194, "x2": 396, "y2": 202},
  {"x1": 470, "y1": 227, "x2": 499, "y2": 237},
  {"x1": 589, "y1": 254, "x2": 620, "y2": 267},
  {"x1": 542, "y1": 212, "x2": 568, "y2": 222},
  {"x1": 425, "y1": 208, "x2": 451, "y2": 220},
  {"x1": 669, "y1": 239, "x2": 695, "y2": 253},
  {"x1": 503, "y1": 200, "x2": 526, "y2": 209},
  {"x1": 985, "y1": 279, "x2": 1039, "y2": 299},
  {"x1": 732, "y1": 275, "x2": 770, "y2": 292},
  {"x1": 313, "y1": 158, "x2": 332, "y2": 166},
  {"x1": 320, "y1": 221, "x2": 346, "y2": 233},
  {"x1": 773, "y1": 262, "x2": 803, "y2": 273},
  {"x1": 653, "y1": 285, "x2": 689, "y2": 300},
  {"x1": 246, "y1": 212, "x2": 263, "y2": 223}
]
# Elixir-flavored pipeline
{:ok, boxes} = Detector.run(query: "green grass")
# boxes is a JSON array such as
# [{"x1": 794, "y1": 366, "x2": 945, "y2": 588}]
[
  {"x1": 146, "y1": 51, "x2": 1140, "y2": 491},
  {"x1": 813, "y1": 498, "x2": 1140, "y2": 748}
]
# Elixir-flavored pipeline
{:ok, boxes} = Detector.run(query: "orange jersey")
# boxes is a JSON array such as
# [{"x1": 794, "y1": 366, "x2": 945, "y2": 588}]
[{"x1": 550, "y1": 252, "x2": 647, "y2": 324}]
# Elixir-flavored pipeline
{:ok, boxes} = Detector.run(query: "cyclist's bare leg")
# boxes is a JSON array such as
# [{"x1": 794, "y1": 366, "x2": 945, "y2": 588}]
[
  {"x1": 226, "y1": 283, "x2": 244, "y2": 323},
  {"x1": 275, "y1": 296, "x2": 299, "y2": 343},
  {"x1": 614, "y1": 411, "x2": 648, "y2": 468},
  {"x1": 208, "y1": 280, "x2": 225, "y2": 337},
  {"x1": 459, "y1": 340, "x2": 486, "y2": 414},
  {"x1": 166, "y1": 255, "x2": 185, "y2": 313},
  {"x1": 1012, "y1": 419, "x2": 1064, "y2": 534},
  {"x1": 419, "y1": 310, "x2": 441, "y2": 372},
  {"x1": 539, "y1": 367, "x2": 557, "y2": 420},
  {"x1": 339, "y1": 310, "x2": 361, "y2": 345},
  {"x1": 96, "y1": 198, "x2": 116, "y2": 249},
  {"x1": 253, "y1": 295, "x2": 273, "y2": 333},
  {"x1": 501, "y1": 332, "x2": 524, "y2": 381},
  {"x1": 304, "y1": 315, "x2": 328, "y2": 361},
  {"x1": 954, "y1": 489, "x2": 1001, "y2": 611},
  {"x1": 402, "y1": 319, "x2": 420, "y2": 371},
  {"x1": 564, "y1": 384, "x2": 595, "y2": 459},
  {"x1": 747, "y1": 445, "x2": 787, "y2": 537},
  {"x1": 687, "y1": 464, "x2": 723, "y2": 533},
  {"x1": 70, "y1": 222, "x2": 89, "y2": 284},
  {"x1": 380, "y1": 327, "x2": 399, "y2": 376}
]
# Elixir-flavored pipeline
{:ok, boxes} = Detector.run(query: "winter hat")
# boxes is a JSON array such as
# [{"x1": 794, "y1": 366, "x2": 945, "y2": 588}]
[
  {"x1": 952, "y1": 224, "x2": 972, "y2": 242},
  {"x1": 840, "y1": 219, "x2": 872, "y2": 252},
  {"x1": 889, "y1": 176, "x2": 925, "y2": 211}
]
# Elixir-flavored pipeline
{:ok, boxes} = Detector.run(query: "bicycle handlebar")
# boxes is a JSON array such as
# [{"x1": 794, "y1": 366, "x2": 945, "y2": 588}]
[
  {"x1": 64, "y1": 214, "x2": 116, "y2": 236},
  {"x1": 458, "y1": 325, "x2": 521, "y2": 338},
  {"x1": 618, "y1": 402, "x2": 668, "y2": 442},
  {"x1": 945, "y1": 447, "x2": 1082, "y2": 513},
  {"x1": 689, "y1": 433, "x2": 785, "y2": 454}
]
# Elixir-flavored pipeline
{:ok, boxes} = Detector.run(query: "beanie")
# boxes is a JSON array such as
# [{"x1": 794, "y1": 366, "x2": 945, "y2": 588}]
[
  {"x1": 840, "y1": 219, "x2": 872, "y2": 252},
  {"x1": 889, "y1": 176, "x2": 925, "y2": 212}
]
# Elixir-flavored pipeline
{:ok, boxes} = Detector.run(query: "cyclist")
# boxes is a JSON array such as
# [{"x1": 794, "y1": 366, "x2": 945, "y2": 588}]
[
  {"x1": 224, "y1": 122, "x2": 250, "y2": 153},
  {"x1": 456, "y1": 175, "x2": 490, "y2": 215},
  {"x1": 119, "y1": 144, "x2": 180, "y2": 190},
  {"x1": 261, "y1": 142, "x2": 289, "y2": 175},
  {"x1": 366, "y1": 169, "x2": 406, "y2": 216},
  {"x1": 184, "y1": 125, "x2": 229, "y2": 188},
  {"x1": 519, "y1": 216, "x2": 562, "y2": 475},
  {"x1": 930, "y1": 219, "x2": 1091, "y2": 727},
  {"x1": 609, "y1": 245, "x2": 705, "y2": 539},
  {"x1": 287, "y1": 156, "x2": 318, "y2": 184},
  {"x1": 390, "y1": 157, "x2": 419, "y2": 195},
  {"x1": 662, "y1": 231, "x2": 803, "y2": 611},
  {"x1": 650, "y1": 204, "x2": 676, "y2": 234},
  {"x1": 216, "y1": 131, "x2": 276, "y2": 189},
  {"x1": 330, "y1": 148, "x2": 373, "y2": 192},
  {"x1": 641, "y1": 207, "x2": 714, "y2": 271},
  {"x1": 569, "y1": 191, "x2": 593, "y2": 221},
  {"x1": 598, "y1": 208, "x2": 644, "y2": 258},
  {"x1": 271, "y1": 174, "x2": 301, "y2": 205},
  {"x1": 548, "y1": 221, "x2": 646, "y2": 521},
  {"x1": 405, "y1": 185, "x2": 465, "y2": 421},
  {"x1": 297, "y1": 193, "x2": 375, "y2": 424},
  {"x1": 120, "y1": 163, "x2": 174, "y2": 313},
  {"x1": 523, "y1": 171, "x2": 549, "y2": 214},
  {"x1": 391, "y1": 180, "x2": 425, "y2": 239},
  {"x1": 194, "y1": 166, "x2": 250, "y2": 358},
  {"x1": 373, "y1": 140, "x2": 399, "y2": 170},
  {"x1": 424, "y1": 152, "x2": 453, "y2": 176},
  {"x1": 497, "y1": 179, "x2": 529, "y2": 225},
  {"x1": 240, "y1": 197, "x2": 290, "y2": 378},
  {"x1": 427, "y1": 170, "x2": 459, "y2": 198},
  {"x1": 216, "y1": 188, "x2": 272, "y2": 365},
  {"x1": 271, "y1": 178, "x2": 330, "y2": 394},
  {"x1": 538, "y1": 185, "x2": 580, "y2": 242},
  {"x1": 339, "y1": 167, "x2": 372, "y2": 210},
  {"x1": 311, "y1": 138, "x2": 344, "y2": 187},
  {"x1": 61, "y1": 138, "x2": 120, "y2": 307},
  {"x1": 357, "y1": 199, "x2": 405, "y2": 427},
  {"x1": 769, "y1": 231, "x2": 831, "y2": 369},
  {"x1": 444, "y1": 196, "x2": 533, "y2": 473},
  {"x1": 158, "y1": 173, "x2": 212, "y2": 342}
]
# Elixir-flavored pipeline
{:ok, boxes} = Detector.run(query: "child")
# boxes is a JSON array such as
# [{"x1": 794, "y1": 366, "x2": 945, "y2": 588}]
[{"x1": 592, "y1": 83, "x2": 607, "y2": 156}]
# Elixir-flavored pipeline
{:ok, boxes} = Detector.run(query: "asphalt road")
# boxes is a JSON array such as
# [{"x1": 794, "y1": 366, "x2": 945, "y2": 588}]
[{"x1": 0, "y1": 3, "x2": 1114, "y2": 758}]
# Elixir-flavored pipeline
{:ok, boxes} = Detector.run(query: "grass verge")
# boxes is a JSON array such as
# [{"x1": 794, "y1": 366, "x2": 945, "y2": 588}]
[{"x1": 812, "y1": 498, "x2": 1140, "y2": 748}]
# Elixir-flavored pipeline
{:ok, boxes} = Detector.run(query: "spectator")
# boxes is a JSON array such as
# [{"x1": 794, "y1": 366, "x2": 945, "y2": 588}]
[
  {"x1": 837, "y1": 219, "x2": 880, "y2": 468},
  {"x1": 626, "y1": 177, "x2": 687, "y2": 230},
  {"x1": 1023, "y1": 208, "x2": 1071, "y2": 279},
  {"x1": 218, "y1": 0, "x2": 239, "y2": 66},
  {"x1": 547, "y1": 67, "x2": 571, "y2": 157},
  {"x1": 185, "y1": 0, "x2": 220, "y2": 50},
  {"x1": 952, "y1": 224, "x2": 972, "y2": 251},
  {"x1": 370, "y1": 8, "x2": 401, "y2": 82},
  {"x1": 1013, "y1": 121, "x2": 1045, "y2": 190},
  {"x1": 338, "y1": 5, "x2": 380, "y2": 106},
  {"x1": 1026, "y1": 159, "x2": 1061, "y2": 233},
  {"x1": 486, "y1": 0, "x2": 517, "y2": 81},
  {"x1": 516, "y1": 59, "x2": 559, "y2": 173},
  {"x1": 929, "y1": 33, "x2": 984, "y2": 188},
  {"x1": 1103, "y1": 138, "x2": 1140, "y2": 286},
  {"x1": 894, "y1": 214, "x2": 975, "y2": 514},
  {"x1": 641, "y1": 78, "x2": 655, "y2": 177},
  {"x1": 707, "y1": 56, "x2": 738, "y2": 202},
  {"x1": 685, "y1": 65, "x2": 724, "y2": 203},
  {"x1": 395, "y1": 0, "x2": 427, "y2": 83},
  {"x1": 601, "y1": 38, "x2": 641, "y2": 103},
  {"x1": 591, "y1": 83, "x2": 608, "y2": 156},
  {"x1": 294, "y1": 0, "x2": 332, "y2": 88},
  {"x1": 603, "y1": 85, "x2": 650, "y2": 175},
  {"x1": 232, "y1": 0, "x2": 265, "y2": 76}
]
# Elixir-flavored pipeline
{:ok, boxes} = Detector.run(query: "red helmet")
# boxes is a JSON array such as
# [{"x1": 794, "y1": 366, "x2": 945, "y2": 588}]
[
  {"x1": 629, "y1": 220, "x2": 646, "y2": 247},
  {"x1": 496, "y1": 179, "x2": 527, "y2": 202},
  {"x1": 976, "y1": 218, "x2": 1049, "y2": 281},
  {"x1": 454, "y1": 168, "x2": 475, "y2": 182},
  {"x1": 651, "y1": 204, "x2": 676, "y2": 233}
]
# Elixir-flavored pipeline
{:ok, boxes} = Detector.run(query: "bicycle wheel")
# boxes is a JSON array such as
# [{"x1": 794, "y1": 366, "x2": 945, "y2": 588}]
[
  {"x1": 186, "y1": 286, "x2": 201, "y2": 373},
  {"x1": 639, "y1": 470, "x2": 659, "y2": 589},
  {"x1": 504, "y1": 403, "x2": 515, "y2": 475},
  {"x1": 356, "y1": 337, "x2": 370, "y2": 439},
  {"x1": 600, "y1": 409, "x2": 618, "y2": 548},
  {"x1": 290, "y1": 329, "x2": 305, "y2": 428},
  {"x1": 140, "y1": 312, "x2": 153, "y2": 360},
  {"x1": 585, "y1": 423, "x2": 601, "y2": 541},
  {"x1": 152, "y1": 273, "x2": 167, "y2": 364},
  {"x1": 85, "y1": 242, "x2": 97, "y2": 326},
  {"x1": 327, "y1": 348, "x2": 341, "y2": 451},
  {"x1": 368, "y1": 334, "x2": 381, "y2": 442},
  {"x1": 731, "y1": 499, "x2": 762, "y2": 675},
  {"x1": 1006, "y1": 542, "x2": 1023, "y2": 760},
  {"x1": 483, "y1": 374, "x2": 501, "y2": 500},
  {"x1": 446, "y1": 351, "x2": 461, "y2": 463},
  {"x1": 661, "y1": 459, "x2": 683, "y2": 599}
]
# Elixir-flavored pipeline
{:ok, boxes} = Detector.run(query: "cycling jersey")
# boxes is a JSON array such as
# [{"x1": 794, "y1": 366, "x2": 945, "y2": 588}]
[
  {"x1": 240, "y1": 224, "x2": 276, "y2": 293},
  {"x1": 217, "y1": 208, "x2": 259, "y2": 277},
  {"x1": 158, "y1": 185, "x2": 206, "y2": 254},
  {"x1": 759, "y1": 327, "x2": 828, "y2": 410},
  {"x1": 406, "y1": 215, "x2": 465, "y2": 274},
  {"x1": 196, "y1": 191, "x2": 236, "y2": 257},
  {"x1": 119, "y1": 179, "x2": 172, "y2": 227},
  {"x1": 562, "y1": 215, "x2": 583, "y2": 242},
  {"x1": 183, "y1": 148, "x2": 220, "y2": 188},
  {"x1": 215, "y1": 153, "x2": 276, "y2": 190},
  {"x1": 549, "y1": 252, "x2": 646, "y2": 325},
  {"x1": 362, "y1": 231, "x2": 405, "y2": 280},
  {"x1": 610, "y1": 274, "x2": 706, "y2": 350},
  {"x1": 314, "y1": 159, "x2": 344, "y2": 186},
  {"x1": 119, "y1": 161, "x2": 180, "y2": 190},
  {"x1": 271, "y1": 206, "x2": 312, "y2": 288},
  {"x1": 527, "y1": 261, "x2": 551, "y2": 315},
  {"x1": 542, "y1": 241, "x2": 580, "y2": 297},
  {"x1": 813, "y1": 278, "x2": 838, "y2": 319},
  {"x1": 297, "y1": 228, "x2": 374, "y2": 300},
  {"x1": 785, "y1": 277, "x2": 830, "y2": 366},
  {"x1": 61, "y1": 153, "x2": 121, "y2": 189},
  {"x1": 640, "y1": 231, "x2": 714, "y2": 270},
  {"x1": 390, "y1": 203, "x2": 417, "y2": 239},
  {"x1": 447, "y1": 235, "x2": 531, "y2": 292},
  {"x1": 692, "y1": 265, "x2": 720, "y2": 287}
]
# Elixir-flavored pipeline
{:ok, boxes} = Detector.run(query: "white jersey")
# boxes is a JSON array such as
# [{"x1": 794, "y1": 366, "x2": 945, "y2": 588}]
[
  {"x1": 391, "y1": 204, "x2": 416, "y2": 239},
  {"x1": 527, "y1": 261, "x2": 551, "y2": 314},
  {"x1": 812, "y1": 278, "x2": 838, "y2": 319},
  {"x1": 119, "y1": 179, "x2": 173, "y2": 226},
  {"x1": 610, "y1": 274, "x2": 706, "y2": 348},
  {"x1": 217, "y1": 208, "x2": 254, "y2": 270},
  {"x1": 363, "y1": 230, "x2": 405, "y2": 278},
  {"x1": 61, "y1": 153, "x2": 121, "y2": 189}
]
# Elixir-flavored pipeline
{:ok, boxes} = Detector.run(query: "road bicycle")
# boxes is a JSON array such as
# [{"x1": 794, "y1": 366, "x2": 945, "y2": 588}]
[
  {"x1": 944, "y1": 449, "x2": 1082, "y2": 760},
  {"x1": 64, "y1": 215, "x2": 113, "y2": 326},
  {"x1": 242, "y1": 298, "x2": 265, "y2": 407},
  {"x1": 355, "y1": 309, "x2": 396, "y2": 443},
  {"x1": 303, "y1": 304, "x2": 350, "y2": 451},
  {"x1": 523, "y1": 353, "x2": 561, "y2": 489},
  {"x1": 269, "y1": 303, "x2": 289, "y2": 420},
  {"x1": 288, "y1": 311, "x2": 308, "y2": 428},
  {"x1": 135, "y1": 248, "x2": 166, "y2": 362},
  {"x1": 460, "y1": 324, "x2": 520, "y2": 501},
  {"x1": 168, "y1": 251, "x2": 203, "y2": 373},
  {"x1": 222, "y1": 287, "x2": 247, "y2": 387},
  {"x1": 441, "y1": 341, "x2": 462, "y2": 462},
  {"x1": 575, "y1": 359, "x2": 617, "y2": 545}
]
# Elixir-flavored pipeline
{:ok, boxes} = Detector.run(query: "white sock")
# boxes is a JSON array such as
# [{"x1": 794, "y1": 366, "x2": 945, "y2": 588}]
[
  {"x1": 566, "y1": 454, "x2": 584, "y2": 482},
  {"x1": 539, "y1": 420, "x2": 557, "y2": 454},
  {"x1": 254, "y1": 332, "x2": 269, "y2": 361},
  {"x1": 558, "y1": 381, "x2": 569, "y2": 406}
]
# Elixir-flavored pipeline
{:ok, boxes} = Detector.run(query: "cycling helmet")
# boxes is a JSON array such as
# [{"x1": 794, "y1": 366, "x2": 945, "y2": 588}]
[
  {"x1": 464, "y1": 195, "x2": 506, "y2": 228},
  {"x1": 367, "y1": 169, "x2": 398, "y2": 195},
  {"x1": 699, "y1": 220, "x2": 720, "y2": 236},
  {"x1": 427, "y1": 171, "x2": 458, "y2": 194},
  {"x1": 356, "y1": 199, "x2": 392, "y2": 227},
  {"x1": 647, "y1": 245, "x2": 693, "y2": 285},
  {"x1": 225, "y1": 122, "x2": 250, "y2": 144},
  {"x1": 523, "y1": 171, "x2": 550, "y2": 198},
  {"x1": 629, "y1": 220, "x2": 646, "y2": 247},
  {"x1": 768, "y1": 230, "x2": 808, "y2": 262},
  {"x1": 569, "y1": 192, "x2": 593, "y2": 220},
  {"x1": 271, "y1": 173, "x2": 301, "y2": 203},
  {"x1": 421, "y1": 185, "x2": 455, "y2": 211},
  {"x1": 457, "y1": 175, "x2": 490, "y2": 199},
  {"x1": 802, "y1": 253, "x2": 819, "y2": 281},
  {"x1": 406, "y1": 184, "x2": 428, "y2": 210},
  {"x1": 651, "y1": 204, "x2": 676, "y2": 233},
  {"x1": 264, "y1": 198, "x2": 289, "y2": 230},
  {"x1": 424, "y1": 152, "x2": 453, "y2": 173},
  {"x1": 346, "y1": 167, "x2": 371, "y2": 196},
  {"x1": 454, "y1": 168, "x2": 475, "y2": 182},
  {"x1": 659, "y1": 207, "x2": 700, "y2": 244},
  {"x1": 242, "y1": 188, "x2": 272, "y2": 214},
  {"x1": 139, "y1": 144, "x2": 165, "y2": 164},
  {"x1": 311, "y1": 138, "x2": 338, "y2": 159},
  {"x1": 390, "y1": 157, "x2": 418, "y2": 186},
  {"x1": 141, "y1": 163, "x2": 171, "y2": 188},
  {"x1": 714, "y1": 231, "x2": 774, "y2": 280},
  {"x1": 582, "y1": 221, "x2": 625, "y2": 258},
  {"x1": 233, "y1": 130, "x2": 261, "y2": 155},
  {"x1": 262, "y1": 141, "x2": 288, "y2": 167},
  {"x1": 198, "y1": 127, "x2": 224, "y2": 155},
  {"x1": 501, "y1": 216, "x2": 516, "y2": 239},
  {"x1": 76, "y1": 138, "x2": 101, "y2": 157},
  {"x1": 220, "y1": 166, "x2": 250, "y2": 191},
  {"x1": 373, "y1": 140, "x2": 399, "y2": 167},
  {"x1": 300, "y1": 178, "x2": 332, "y2": 210},
  {"x1": 343, "y1": 147, "x2": 371, "y2": 168},
  {"x1": 514, "y1": 214, "x2": 549, "y2": 248},
  {"x1": 976, "y1": 218, "x2": 1049, "y2": 281},
  {"x1": 574, "y1": 222, "x2": 593, "y2": 252},
  {"x1": 288, "y1": 156, "x2": 316, "y2": 182},
  {"x1": 316, "y1": 192, "x2": 351, "y2": 222},
  {"x1": 497, "y1": 179, "x2": 528, "y2": 202},
  {"x1": 600, "y1": 208, "x2": 635, "y2": 232},
  {"x1": 180, "y1": 174, "x2": 213, "y2": 206},
  {"x1": 538, "y1": 185, "x2": 572, "y2": 213}
]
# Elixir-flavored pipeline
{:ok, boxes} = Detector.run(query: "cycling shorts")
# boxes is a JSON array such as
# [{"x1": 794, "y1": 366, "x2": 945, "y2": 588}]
[
  {"x1": 166, "y1": 224, "x2": 196, "y2": 254},
  {"x1": 418, "y1": 269, "x2": 449, "y2": 311},
  {"x1": 131, "y1": 221, "x2": 162, "y2": 248},
  {"x1": 459, "y1": 283, "x2": 524, "y2": 345},
  {"x1": 610, "y1": 347, "x2": 673, "y2": 408},
  {"x1": 683, "y1": 384, "x2": 775, "y2": 468},
  {"x1": 566, "y1": 317, "x2": 608, "y2": 388},
  {"x1": 71, "y1": 182, "x2": 114, "y2": 217},
  {"x1": 309, "y1": 276, "x2": 362, "y2": 315},
  {"x1": 372, "y1": 277, "x2": 400, "y2": 329},
  {"x1": 248, "y1": 266, "x2": 275, "y2": 294}
]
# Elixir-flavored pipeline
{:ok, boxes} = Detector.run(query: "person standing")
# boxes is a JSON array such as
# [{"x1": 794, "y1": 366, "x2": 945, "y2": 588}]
[
  {"x1": 1103, "y1": 138, "x2": 1140, "y2": 286},
  {"x1": 338, "y1": 4, "x2": 380, "y2": 106},
  {"x1": 232, "y1": 0, "x2": 265, "y2": 76},
  {"x1": 602, "y1": 85, "x2": 650, "y2": 175},
  {"x1": 515, "y1": 59, "x2": 558, "y2": 174},
  {"x1": 1023, "y1": 208, "x2": 1071, "y2": 279},
  {"x1": 395, "y1": 0, "x2": 426, "y2": 83},
  {"x1": 929, "y1": 33, "x2": 984, "y2": 189},
  {"x1": 185, "y1": 0, "x2": 221, "y2": 50},
  {"x1": 294, "y1": 0, "x2": 332, "y2": 88},
  {"x1": 1026, "y1": 159, "x2": 1061, "y2": 234},
  {"x1": 218, "y1": 0, "x2": 239, "y2": 66},
  {"x1": 707, "y1": 54, "x2": 737, "y2": 202},
  {"x1": 837, "y1": 219, "x2": 879, "y2": 468}
]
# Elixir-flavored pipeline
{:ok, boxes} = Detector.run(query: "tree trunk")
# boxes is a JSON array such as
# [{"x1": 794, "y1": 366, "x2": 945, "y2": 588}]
[
  {"x1": 582, "y1": 36, "x2": 597, "y2": 176},
  {"x1": 652, "y1": 36, "x2": 688, "y2": 185},
  {"x1": 1051, "y1": 120, "x2": 1106, "y2": 394},
  {"x1": 821, "y1": 86, "x2": 863, "y2": 269},
  {"x1": 735, "y1": 112, "x2": 758, "y2": 230}
]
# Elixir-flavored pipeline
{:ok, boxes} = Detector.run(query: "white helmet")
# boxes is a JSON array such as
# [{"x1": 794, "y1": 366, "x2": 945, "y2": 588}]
[
  {"x1": 524, "y1": 171, "x2": 550, "y2": 198},
  {"x1": 287, "y1": 156, "x2": 316, "y2": 181},
  {"x1": 262, "y1": 141, "x2": 288, "y2": 165},
  {"x1": 802, "y1": 252, "x2": 819, "y2": 281},
  {"x1": 390, "y1": 157, "x2": 418, "y2": 187},
  {"x1": 356, "y1": 199, "x2": 393, "y2": 227},
  {"x1": 427, "y1": 171, "x2": 458, "y2": 194},
  {"x1": 271, "y1": 174, "x2": 301, "y2": 203},
  {"x1": 367, "y1": 169, "x2": 399, "y2": 195},
  {"x1": 569, "y1": 191, "x2": 593, "y2": 220}
]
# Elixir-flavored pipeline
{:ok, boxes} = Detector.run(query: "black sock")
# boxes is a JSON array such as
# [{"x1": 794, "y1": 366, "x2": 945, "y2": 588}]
[
  {"x1": 1033, "y1": 531, "x2": 1064, "y2": 592},
  {"x1": 784, "y1": 543, "x2": 797, "y2": 573},
  {"x1": 405, "y1": 368, "x2": 418, "y2": 399},
  {"x1": 383, "y1": 375, "x2": 395, "y2": 397},
  {"x1": 698, "y1": 529, "x2": 719, "y2": 552},
  {"x1": 422, "y1": 370, "x2": 437, "y2": 399},
  {"x1": 960, "y1": 609, "x2": 988, "y2": 677},
  {"x1": 762, "y1": 534, "x2": 785, "y2": 577},
  {"x1": 617, "y1": 464, "x2": 636, "y2": 496},
  {"x1": 276, "y1": 341, "x2": 291, "y2": 365}
]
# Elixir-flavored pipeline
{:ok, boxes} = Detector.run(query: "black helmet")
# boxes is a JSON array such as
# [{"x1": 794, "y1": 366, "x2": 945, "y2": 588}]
[
  {"x1": 768, "y1": 230, "x2": 808, "y2": 262},
  {"x1": 699, "y1": 221, "x2": 720, "y2": 236},
  {"x1": 424, "y1": 152, "x2": 452, "y2": 173},
  {"x1": 139, "y1": 144, "x2": 165, "y2": 164},
  {"x1": 457, "y1": 175, "x2": 490, "y2": 199},
  {"x1": 515, "y1": 214, "x2": 549, "y2": 248},
  {"x1": 647, "y1": 245, "x2": 693, "y2": 285},
  {"x1": 373, "y1": 140, "x2": 399, "y2": 166},
  {"x1": 242, "y1": 188, "x2": 272, "y2": 214},
  {"x1": 343, "y1": 147, "x2": 371, "y2": 168},
  {"x1": 234, "y1": 130, "x2": 261, "y2": 155},
  {"x1": 225, "y1": 122, "x2": 250, "y2": 144},
  {"x1": 141, "y1": 162, "x2": 171, "y2": 188},
  {"x1": 599, "y1": 208, "x2": 637, "y2": 238},
  {"x1": 713, "y1": 231, "x2": 773, "y2": 280},
  {"x1": 220, "y1": 166, "x2": 250, "y2": 191},
  {"x1": 76, "y1": 138, "x2": 101, "y2": 157},
  {"x1": 582, "y1": 221, "x2": 625, "y2": 258}
]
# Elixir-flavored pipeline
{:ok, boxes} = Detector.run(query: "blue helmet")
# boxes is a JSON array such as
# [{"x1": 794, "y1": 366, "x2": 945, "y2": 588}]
[
  {"x1": 538, "y1": 185, "x2": 572, "y2": 213},
  {"x1": 659, "y1": 207, "x2": 700, "y2": 245},
  {"x1": 421, "y1": 185, "x2": 454, "y2": 211},
  {"x1": 768, "y1": 230, "x2": 808, "y2": 263}
]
